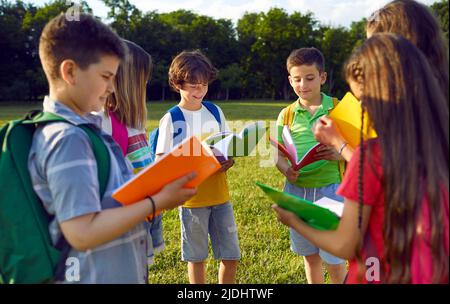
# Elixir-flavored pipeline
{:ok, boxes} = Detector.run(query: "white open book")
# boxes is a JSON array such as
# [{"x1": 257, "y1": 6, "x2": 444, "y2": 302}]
[
  {"x1": 204, "y1": 121, "x2": 266, "y2": 163},
  {"x1": 313, "y1": 197, "x2": 344, "y2": 218}
]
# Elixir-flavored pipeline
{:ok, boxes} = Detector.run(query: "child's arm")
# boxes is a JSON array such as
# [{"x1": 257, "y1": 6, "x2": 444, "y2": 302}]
[
  {"x1": 275, "y1": 150, "x2": 299, "y2": 183},
  {"x1": 60, "y1": 173, "x2": 197, "y2": 251},
  {"x1": 219, "y1": 158, "x2": 234, "y2": 172},
  {"x1": 272, "y1": 198, "x2": 372, "y2": 260},
  {"x1": 313, "y1": 116, "x2": 354, "y2": 162},
  {"x1": 314, "y1": 145, "x2": 344, "y2": 161}
]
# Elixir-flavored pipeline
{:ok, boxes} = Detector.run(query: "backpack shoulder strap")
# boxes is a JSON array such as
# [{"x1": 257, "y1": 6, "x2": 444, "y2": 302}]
[
  {"x1": 330, "y1": 97, "x2": 339, "y2": 111},
  {"x1": 168, "y1": 105, "x2": 186, "y2": 146},
  {"x1": 26, "y1": 111, "x2": 110, "y2": 199},
  {"x1": 283, "y1": 101, "x2": 298, "y2": 128},
  {"x1": 202, "y1": 101, "x2": 222, "y2": 129},
  {"x1": 78, "y1": 125, "x2": 110, "y2": 199},
  {"x1": 168, "y1": 105, "x2": 185, "y2": 123}
]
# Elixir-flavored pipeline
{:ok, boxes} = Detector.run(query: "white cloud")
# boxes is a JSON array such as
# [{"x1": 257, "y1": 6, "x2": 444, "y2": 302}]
[
  {"x1": 133, "y1": 0, "x2": 278, "y2": 21},
  {"x1": 26, "y1": 0, "x2": 439, "y2": 27}
]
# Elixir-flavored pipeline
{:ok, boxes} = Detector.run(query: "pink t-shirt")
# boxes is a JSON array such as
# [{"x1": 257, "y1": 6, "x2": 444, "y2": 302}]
[
  {"x1": 337, "y1": 139, "x2": 449, "y2": 284},
  {"x1": 109, "y1": 111, "x2": 128, "y2": 156}
]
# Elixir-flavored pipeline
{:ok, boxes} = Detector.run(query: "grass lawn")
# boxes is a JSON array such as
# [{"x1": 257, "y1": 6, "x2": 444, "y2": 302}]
[{"x1": 0, "y1": 100, "x2": 336, "y2": 284}]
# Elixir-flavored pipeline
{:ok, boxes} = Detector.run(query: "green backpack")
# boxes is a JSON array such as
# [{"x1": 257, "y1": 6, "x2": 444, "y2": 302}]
[{"x1": 0, "y1": 111, "x2": 110, "y2": 284}]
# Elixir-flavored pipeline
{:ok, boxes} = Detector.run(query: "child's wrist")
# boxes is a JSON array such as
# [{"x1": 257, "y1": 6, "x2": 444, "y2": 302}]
[
  {"x1": 147, "y1": 196, "x2": 156, "y2": 220},
  {"x1": 333, "y1": 138, "x2": 346, "y2": 151},
  {"x1": 151, "y1": 193, "x2": 165, "y2": 212}
]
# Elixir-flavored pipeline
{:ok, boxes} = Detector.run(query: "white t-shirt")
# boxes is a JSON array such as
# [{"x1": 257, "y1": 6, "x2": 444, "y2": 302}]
[{"x1": 156, "y1": 104, "x2": 230, "y2": 155}]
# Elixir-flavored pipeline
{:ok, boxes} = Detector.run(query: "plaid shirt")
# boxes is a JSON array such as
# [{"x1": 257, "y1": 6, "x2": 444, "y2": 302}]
[{"x1": 28, "y1": 97, "x2": 149, "y2": 284}]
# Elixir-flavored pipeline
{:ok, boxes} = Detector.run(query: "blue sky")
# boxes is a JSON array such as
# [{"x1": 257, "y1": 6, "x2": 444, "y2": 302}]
[{"x1": 24, "y1": 0, "x2": 437, "y2": 27}]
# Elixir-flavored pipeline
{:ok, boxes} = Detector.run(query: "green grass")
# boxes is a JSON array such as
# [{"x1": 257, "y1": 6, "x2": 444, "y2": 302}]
[{"x1": 0, "y1": 101, "x2": 334, "y2": 284}]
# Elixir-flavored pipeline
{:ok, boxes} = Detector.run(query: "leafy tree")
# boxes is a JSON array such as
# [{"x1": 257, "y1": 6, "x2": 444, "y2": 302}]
[
  {"x1": 430, "y1": 0, "x2": 449, "y2": 40},
  {"x1": 320, "y1": 26, "x2": 353, "y2": 97},
  {"x1": 218, "y1": 64, "x2": 244, "y2": 100}
]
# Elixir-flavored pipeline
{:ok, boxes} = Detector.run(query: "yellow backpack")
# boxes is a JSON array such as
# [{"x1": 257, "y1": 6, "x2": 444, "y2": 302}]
[{"x1": 282, "y1": 97, "x2": 346, "y2": 181}]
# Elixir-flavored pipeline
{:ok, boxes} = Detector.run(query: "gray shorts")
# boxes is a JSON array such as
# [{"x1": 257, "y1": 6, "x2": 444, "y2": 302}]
[
  {"x1": 179, "y1": 202, "x2": 241, "y2": 262},
  {"x1": 284, "y1": 182, "x2": 345, "y2": 265}
]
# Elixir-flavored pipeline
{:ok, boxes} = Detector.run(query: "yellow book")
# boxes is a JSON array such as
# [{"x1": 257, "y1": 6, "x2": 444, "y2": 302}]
[{"x1": 328, "y1": 92, "x2": 377, "y2": 149}]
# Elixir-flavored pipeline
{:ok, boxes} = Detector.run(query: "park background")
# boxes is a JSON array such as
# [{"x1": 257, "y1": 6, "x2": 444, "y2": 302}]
[{"x1": 0, "y1": 0, "x2": 448, "y2": 283}]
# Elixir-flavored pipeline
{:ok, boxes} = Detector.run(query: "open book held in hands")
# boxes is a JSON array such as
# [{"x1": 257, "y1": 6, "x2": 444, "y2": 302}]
[
  {"x1": 204, "y1": 121, "x2": 266, "y2": 163},
  {"x1": 112, "y1": 136, "x2": 221, "y2": 206},
  {"x1": 256, "y1": 182, "x2": 343, "y2": 230},
  {"x1": 270, "y1": 125, "x2": 326, "y2": 171},
  {"x1": 328, "y1": 92, "x2": 377, "y2": 149}
]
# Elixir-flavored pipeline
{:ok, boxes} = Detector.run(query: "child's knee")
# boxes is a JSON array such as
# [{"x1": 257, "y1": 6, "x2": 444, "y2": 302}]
[
  {"x1": 221, "y1": 260, "x2": 239, "y2": 267},
  {"x1": 303, "y1": 253, "x2": 322, "y2": 266}
]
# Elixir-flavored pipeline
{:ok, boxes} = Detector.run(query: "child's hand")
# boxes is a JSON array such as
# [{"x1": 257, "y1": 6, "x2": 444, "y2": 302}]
[
  {"x1": 154, "y1": 172, "x2": 198, "y2": 210},
  {"x1": 315, "y1": 145, "x2": 343, "y2": 161},
  {"x1": 272, "y1": 205, "x2": 299, "y2": 227},
  {"x1": 285, "y1": 167, "x2": 299, "y2": 183},
  {"x1": 313, "y1": 116, "x2": 344, "y2": 148},
  {"x1": 219, "y1": 158, "x2": 235, "y2": 172}
]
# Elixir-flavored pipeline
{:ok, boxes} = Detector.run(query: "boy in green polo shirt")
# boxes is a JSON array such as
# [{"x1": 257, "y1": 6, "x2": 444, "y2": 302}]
[{"x1": 275, "y1": 48, "x2": 347, "y2": 284}]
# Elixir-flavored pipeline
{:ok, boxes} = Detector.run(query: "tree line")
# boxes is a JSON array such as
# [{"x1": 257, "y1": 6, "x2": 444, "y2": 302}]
[{"x1": 0, "y1": 0, "x2": 448, "y2": 102}]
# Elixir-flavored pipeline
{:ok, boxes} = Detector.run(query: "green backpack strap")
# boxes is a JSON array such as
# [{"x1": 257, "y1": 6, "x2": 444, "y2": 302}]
[
  {"x1": 0, "y1": 111, "x2": 110, "y2": 284},
  {"x1": 29, "y1": 111, "x2": 110, "y2": 282},
  {"x1": 25, "y1": 111, "x2": 110, "y2": 198},
  {"x1": 78, "y1": 125, "x2": 110, "y2": 198}
]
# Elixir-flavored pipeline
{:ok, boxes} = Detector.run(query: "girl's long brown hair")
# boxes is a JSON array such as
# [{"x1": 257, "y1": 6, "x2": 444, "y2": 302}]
[
  {"x1": 366, "y1": 0, "x2": 449, "y2": 105},
  {"x1": 106, "y1": 40, "x2": 152, "y2": 130},
  {"x1": 346, "y1": 33, "x2": 449, "y2": 283}
]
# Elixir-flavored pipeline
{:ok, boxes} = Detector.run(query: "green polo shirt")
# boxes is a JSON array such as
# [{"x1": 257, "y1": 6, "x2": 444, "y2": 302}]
[{"x1": 276, "y1": 93, "x2": 341, "y2": 188}]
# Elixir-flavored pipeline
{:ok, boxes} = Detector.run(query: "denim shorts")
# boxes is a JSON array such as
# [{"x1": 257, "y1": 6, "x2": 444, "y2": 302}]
[
  {"x1": 179, "y1": 202, "x2": 241, "y2": 262},
  {"x1": 284, "y1": 182, "x2": 345, "y2": 265},
  {"x1": 144, "y1": 213, "x2": 165, "y2": 266}
]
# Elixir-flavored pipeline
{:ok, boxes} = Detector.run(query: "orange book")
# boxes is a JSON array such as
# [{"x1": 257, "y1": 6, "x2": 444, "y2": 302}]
[{"x1": 112, "y1": 136, "x2": 222, "y2": 208}]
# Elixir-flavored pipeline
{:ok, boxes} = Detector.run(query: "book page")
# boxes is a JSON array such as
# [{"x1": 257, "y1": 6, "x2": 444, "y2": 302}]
[
  {"x1": 209, "y1": 121, "x2": 266, "y2": 158},
  {"x1": 314, "y1": 197, "x2": 344, "y2": 217},
  {"x1": 281, "y1": 125, "x2": 298, "y2": 164},
  {"x1": 204, "y1": 131, "x2": 232, "y2": 145}
]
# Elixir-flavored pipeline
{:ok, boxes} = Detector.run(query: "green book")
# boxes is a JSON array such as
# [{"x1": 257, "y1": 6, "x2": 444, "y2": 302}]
[{"x1": 256, "y1": 182, "x2": 342, "y2": 231}]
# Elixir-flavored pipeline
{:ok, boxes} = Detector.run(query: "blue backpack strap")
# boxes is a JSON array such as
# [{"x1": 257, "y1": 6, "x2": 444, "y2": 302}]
[
  {"x1": 148, "y1": 128, "x2": 159, "y2": 163},
  {"x1": 202, "y1": 101, "x2": 222, "y2": 130},
  {"x1": 168, "y1": 105, "x2": 186, "y2": 146}
]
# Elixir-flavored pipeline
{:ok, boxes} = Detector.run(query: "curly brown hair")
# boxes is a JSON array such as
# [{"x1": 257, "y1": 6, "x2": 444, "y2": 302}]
[{"x1": 168, "y1": 50, "x2": 217, "y2": 92}]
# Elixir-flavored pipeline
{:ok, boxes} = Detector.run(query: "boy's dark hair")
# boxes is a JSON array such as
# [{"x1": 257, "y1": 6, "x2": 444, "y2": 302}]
[
  {"x1": 286, "y1": 47, "x2": 325, "y2": 74},
  {"x1": 168, "y1": 50, "x2": 218, "y2": 92},
  {"x1": 39, "y1": 13, "x2": 126, "y2": 81}
]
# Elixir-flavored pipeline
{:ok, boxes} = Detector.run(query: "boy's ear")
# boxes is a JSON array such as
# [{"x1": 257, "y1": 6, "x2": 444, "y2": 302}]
[
  {"x1": 320, "y1": 72, "x2": 327, "y2": 85},
  {"x1": 60, "y1": 59, "x2": 78, "y2": 85},
  {"x1": 288, "y1": 75, "x2": 293, "y2": 86}
]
